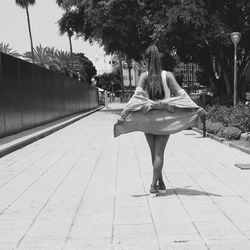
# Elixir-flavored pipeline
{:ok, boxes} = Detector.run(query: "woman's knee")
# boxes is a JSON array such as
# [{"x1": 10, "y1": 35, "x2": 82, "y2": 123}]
[
  {"x1": 154, "y1": 154, "x2": 164, "y2": 164},
  {"x1": 154, "y1": 135, "x2": 169, "y2": 156}
]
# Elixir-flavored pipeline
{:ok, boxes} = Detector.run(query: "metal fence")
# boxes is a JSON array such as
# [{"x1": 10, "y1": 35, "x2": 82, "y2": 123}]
[{"x1": 0, "y1": 53, "x2": 99, "y2": 138}]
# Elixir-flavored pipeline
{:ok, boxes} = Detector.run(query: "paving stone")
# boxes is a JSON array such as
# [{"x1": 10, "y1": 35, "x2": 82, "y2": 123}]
[{"x1": 206, "y1": 239, "x2": 250, "y2": 250}]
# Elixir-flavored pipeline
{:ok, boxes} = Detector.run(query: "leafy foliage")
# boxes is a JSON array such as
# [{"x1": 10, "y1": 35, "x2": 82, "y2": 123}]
[
  {"x1": 57, "y1": 0, "x2": 153, "y2": 60},
  {"x1": 23, "y1": 45, "x2": 52, "y2": 68},
  {"x1": 94, "y1": 72, "x2": 121, "y2": 93},
  {"x1": 207, "y1": 104, "x2": 250, "y2": 132},
  {"x1": 23, "y1": 45, "x2": 96, "y2": 84},
  {"x1": 57, "y1": 0, "x2": 250, "y2": 100},
  {"x1": 206, "y1": 121, "x2": 224, "y2": 134},
  {"x1": 15, "y1": 0, "x2": 35, "y2": 8},
  {"x1": 219, "y1": 126, "x2": 242, "y2": 140},
  {"x1": 0, "y1": 43, "x2": 19, "y2": 57},
  {"x1": 73, "y1": 53, "x2": 97, "y2": 83},
  {"x1": 158, "y1": 0, "x2": 250, "y2": 100}
]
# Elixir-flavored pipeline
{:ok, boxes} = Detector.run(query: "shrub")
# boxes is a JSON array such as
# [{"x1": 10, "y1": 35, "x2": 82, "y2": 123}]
[
  {"x1": 206, "y1": 104, "x2": 250, "y2": 132},
  {"x1": 206, "y1": 121, "x2": 224, "y2": 134},
  {"x1": 219, "y1": 126, "x2": 242, "y2": 140}
]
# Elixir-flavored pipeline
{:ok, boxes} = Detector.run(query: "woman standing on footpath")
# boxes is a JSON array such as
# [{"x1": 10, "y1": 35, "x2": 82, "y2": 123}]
[{"x1": 114, "y1": 45, "x2": 206, "y2": 197}]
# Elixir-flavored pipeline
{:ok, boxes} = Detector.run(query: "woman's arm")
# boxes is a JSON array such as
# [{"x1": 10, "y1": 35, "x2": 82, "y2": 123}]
[
  {"x1": 137, "y1": 71, "x2": 147, "y2": 89},
  {"x1": 167, "y1": 72, "x2": 182, "y2": 96},
  {"x1": 167, "y1": 72, "x2": 207, "y2": 116},
  {"x1": 117, "y1": 72, "x2": 147, "y2": 123}
]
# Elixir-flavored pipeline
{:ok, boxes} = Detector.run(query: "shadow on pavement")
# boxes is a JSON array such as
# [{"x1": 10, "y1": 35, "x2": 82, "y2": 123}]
[{"x1": 131, "y1": 187, "x2": 221, "y2": 198}]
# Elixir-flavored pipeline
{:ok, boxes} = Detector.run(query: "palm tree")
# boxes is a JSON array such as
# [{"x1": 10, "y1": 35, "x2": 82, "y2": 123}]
[
  {"x1": 15, "y1": 0, "x2": 36, "y2": 63},
  {"x1": 0, "y1": 42, "x2": 20, "y2": 57},
  {"x1": 23, "y1": 44, "x2": 53, "y2": 68},
  {"x1": 54, "y1": 49, "x2": 72, "y2": 75},
  {"x1": 56, "y1": 0, "x2": 73, "y2": 55}
]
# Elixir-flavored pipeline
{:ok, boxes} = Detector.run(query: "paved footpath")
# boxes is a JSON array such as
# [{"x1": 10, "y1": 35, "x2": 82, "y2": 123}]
[{"x1": 1, "y1": 103, "x2": 250, "y2": 250}]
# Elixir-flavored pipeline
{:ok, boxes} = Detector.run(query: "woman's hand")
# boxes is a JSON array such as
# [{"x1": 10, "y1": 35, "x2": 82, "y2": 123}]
[
  {"x1": 116, "y1": 115, "x2": 126, "y2": 124},
  {"x1": 197, "y1": 108, "x2": 207, "y2": 117}
]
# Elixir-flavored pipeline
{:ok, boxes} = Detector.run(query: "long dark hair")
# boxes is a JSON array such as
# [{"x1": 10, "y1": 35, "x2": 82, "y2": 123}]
[{"x1": 145, "y1": 45, "x2": 164, "y2": 100}]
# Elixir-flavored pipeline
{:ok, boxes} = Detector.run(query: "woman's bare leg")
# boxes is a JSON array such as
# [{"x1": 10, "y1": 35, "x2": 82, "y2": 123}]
[
  {"x1": 151, "y1": 135, "x2": 170, "y2": 187},
  {"x1": 145, "y1": 133, "x2": 155, "y2": 165}
]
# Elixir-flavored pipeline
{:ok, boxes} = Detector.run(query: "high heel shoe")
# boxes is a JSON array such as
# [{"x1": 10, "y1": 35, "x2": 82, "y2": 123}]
[
  {"x1": 149, "y1": 184, "x2": 158, "y2": 197},
  {"x1": 157, "y1": 181, "x2": 167, "y2": 194}
]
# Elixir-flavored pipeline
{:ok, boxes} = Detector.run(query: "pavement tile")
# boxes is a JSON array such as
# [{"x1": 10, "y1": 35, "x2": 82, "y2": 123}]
[
  {"x1": 206, "y1": 239, "x2": 250, "y2": 250},
  {"x1": 184, "y1": 205, "x2": 227, "y2": 222},
  {"x1": 155, "y1": 221, "x2": 198, "y2": 236},
  {"x1": 194, "y1": 220, "x2": 245, "y2": 240},
  {"x1": 112, "y1": 224, "x2": 159, "y2": 249},
  {"x1": 160, "y1": 240, "x2": 207, "y2": 250}
]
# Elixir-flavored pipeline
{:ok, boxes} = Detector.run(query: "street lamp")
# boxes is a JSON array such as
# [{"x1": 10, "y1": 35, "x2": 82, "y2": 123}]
[
  {"x1": 230, "y1": 32, "x2": 241, "y2": 106},
  {"x1": 111, "y1": 81, "x2": 114, "y2": 102}
]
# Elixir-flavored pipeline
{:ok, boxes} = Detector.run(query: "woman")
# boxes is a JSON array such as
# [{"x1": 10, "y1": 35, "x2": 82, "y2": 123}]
[{"x1": 115, "y1": 45, "x2": 206, "y2": 197}]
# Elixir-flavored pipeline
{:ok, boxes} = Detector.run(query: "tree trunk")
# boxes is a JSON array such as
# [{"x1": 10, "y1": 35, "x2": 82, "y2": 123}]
[
  {"x1": 127, "y1": 59, "x2": 133, "y2": 97},
  {"x1": 68, "y1": 33, "x2": 73, "y2": 76},
  {"x1": 68, "y1": 33, "x2": 73, "y2": 55},
  {"x1": 205, "y1": 59, "x2": 218, "y2": 95},
  {"x1": 238, "y1": 54, "x2": 250, "y2": 101},
  {"x1": 118, "y1": 53, "x2": 124, "y2": 101},
  {"x1": 222, "y1": 67, "x2": 231, "y2": 96},
  {"x1": 25, "y1": 6, "x2": 34, "y2": 63},
  {"x1": 187, "y1": 62, "x2": 190, "y2": 90}
]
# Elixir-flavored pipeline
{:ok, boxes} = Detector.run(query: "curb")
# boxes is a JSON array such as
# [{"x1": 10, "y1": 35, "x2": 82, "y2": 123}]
[
  {"x1": 228, "y1": 142, "x2": 250, "y2": 155},
  {"x1": 0, "y1": 106, "x2": 103, "y2": 158},
  {"x1": 192, "y1": 127, "x2": 250, "y2": 155}
]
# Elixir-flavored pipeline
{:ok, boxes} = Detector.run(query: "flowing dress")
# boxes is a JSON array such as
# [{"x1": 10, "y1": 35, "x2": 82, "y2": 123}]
[{"x1": 114, "y1": 71, "x2": 201, "y2": 138}]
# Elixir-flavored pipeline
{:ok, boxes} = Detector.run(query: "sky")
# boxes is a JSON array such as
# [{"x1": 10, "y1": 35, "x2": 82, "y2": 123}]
[{"x1": 0, "y1": 0, "x2": 105, "y2": 59}]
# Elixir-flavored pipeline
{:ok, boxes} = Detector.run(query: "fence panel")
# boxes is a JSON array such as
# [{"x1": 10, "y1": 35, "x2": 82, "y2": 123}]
[
  {"x1": 33, "y1": 64, "x2": 46, "y2": 126},
  {"x1": 1, "y1": 54, "x2": 23, "y2": 136},
  {"x1": 0, "y1": 55, "x2": 5, "y2": 137},
  {"x1": 0, "y1": 53, "x2": 98, "y2": 138},
  {"x1": 20, "y1": 60, "x2": 36, "y2": 130}
]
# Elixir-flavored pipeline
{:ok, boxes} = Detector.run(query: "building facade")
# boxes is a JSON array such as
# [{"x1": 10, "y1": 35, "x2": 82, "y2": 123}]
[
  {"x1": 120, "y1": 61, "x2": 141, "y2": 99},
  {"x1": 122, "y1": 61, "x2": 140, "y2": 87},
  {"x1": 176, "y1": 62, "x2": 199, "y2": 87},
  {"x1": 91, "y1": 53, "x2": 113, "y2": 75}
]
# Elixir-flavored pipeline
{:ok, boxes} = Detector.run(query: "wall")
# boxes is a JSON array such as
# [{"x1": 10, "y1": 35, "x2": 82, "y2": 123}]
[{"x1": 0, "y1": 53, "x2": 98, "y2": 138}]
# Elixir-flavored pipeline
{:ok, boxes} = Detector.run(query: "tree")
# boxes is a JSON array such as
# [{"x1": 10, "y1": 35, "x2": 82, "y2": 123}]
[
  {"x1": 56, "y1": 0, "x2": 81, "y2": 77},
  {"x1": 52, "y1": 49, "x2": 72, "y2": 75},
  {"x1": 15, "y1": 0, "x2": 36, "y2": 63},
  {"x1": 23, "y1": 45, "x2": 97, "y2": 83},
  {"x1": 23, "y1": 44, "x2": 51, "y2": 68},
  {"x1": 0, "y1": 43, "x2": 20, "y2": 57},
  {"x1": 56, "y1": 0, "x2": 154, "y2": 97},
  {"x1": 56, "y1": 0, "x2": 74, "y2": 55},
  {"x1": 57, "y1": 0, "x2": 250, "y2": 102},
  {"x1": 94, "y1": 72, "x2": 121, "y2": 94},
  {"x1": 112, "y1": 53, "x2": 125, "y2": 99},
  {"x1": 150, "y1": 0, "x2": 250, "y2": 102},
  {"x1": 73, "y1": 53, "x2": 97, "y2": 83}
]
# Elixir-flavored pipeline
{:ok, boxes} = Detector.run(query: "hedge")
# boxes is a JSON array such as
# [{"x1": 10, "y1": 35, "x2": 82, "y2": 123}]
[{"x1": 206, "y1": 104, "x2": 250, "y2": 133}]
